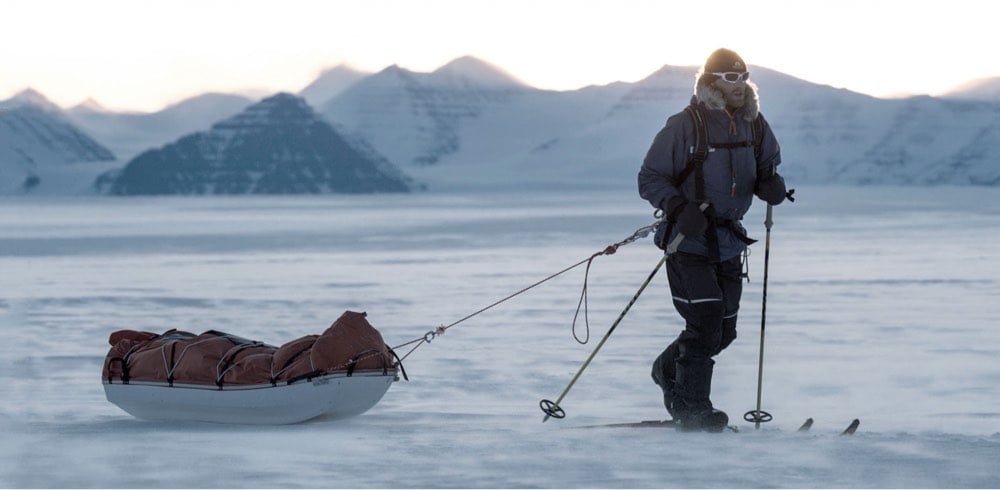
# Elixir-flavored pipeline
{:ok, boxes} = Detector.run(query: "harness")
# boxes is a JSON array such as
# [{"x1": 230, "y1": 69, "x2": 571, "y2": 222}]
[{"x1": 656, "y1": 103, "x2": 763, "y2": 261}]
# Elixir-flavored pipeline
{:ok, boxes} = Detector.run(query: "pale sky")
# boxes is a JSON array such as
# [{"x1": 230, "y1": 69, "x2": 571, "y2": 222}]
[{"x1": 3, "y1": 0, "x2": 997, "y2": 112}]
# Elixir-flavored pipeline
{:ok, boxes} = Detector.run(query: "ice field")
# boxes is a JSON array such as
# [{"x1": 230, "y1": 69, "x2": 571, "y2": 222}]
[{"x1": 1, "y1": 186, "x2": 998, "y2": 488}]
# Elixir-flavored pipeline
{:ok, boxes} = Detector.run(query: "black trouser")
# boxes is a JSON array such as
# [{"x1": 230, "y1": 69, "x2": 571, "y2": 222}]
[{"x1": 652, "y1": 252, "x2": 744, "y2": 405}]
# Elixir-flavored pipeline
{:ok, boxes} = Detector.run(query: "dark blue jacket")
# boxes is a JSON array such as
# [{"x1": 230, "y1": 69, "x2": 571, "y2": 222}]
[{"x1": 638, "y1": 86, "x2": 781, "y2": 261}]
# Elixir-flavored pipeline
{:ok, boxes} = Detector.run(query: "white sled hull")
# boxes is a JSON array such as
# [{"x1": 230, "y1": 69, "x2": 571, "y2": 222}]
[{"x1": 104, "y1": 372, "x2": 396, "y2": 424}]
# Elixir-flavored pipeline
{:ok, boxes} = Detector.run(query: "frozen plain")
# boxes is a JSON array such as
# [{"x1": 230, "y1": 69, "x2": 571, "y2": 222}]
[{"x1": 0, "y1": 186, "x2": 998, "y2": 488}]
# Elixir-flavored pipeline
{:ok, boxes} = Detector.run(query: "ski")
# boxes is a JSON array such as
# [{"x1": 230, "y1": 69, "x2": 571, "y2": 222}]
[
  {"x1": 841, "y1": 418, "x2": 861, "y2": 435},
  {"x1": 797, "y1": 417, "x2": 860, "y2": 434},
  {"x1": 581, "y1": 419, "x2": 677, "y2": 429},
  {"x1": 573, "y1": 417, "x2": 857, "y2": 435},
  {"x1": 796, "y1": 417, "x2": 859, "y2": 435},
  {"x1": 576, "y1": 419, "x2": 739, "y2": 432}
]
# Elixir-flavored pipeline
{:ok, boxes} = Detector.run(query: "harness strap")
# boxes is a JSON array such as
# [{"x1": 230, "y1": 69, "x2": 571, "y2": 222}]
[
  {"x1": 715, "y1": 217, "x2": 758, "y2": 245},
  {"x1": 710, "y1": 141, "x2": 753, "y2": 149},
  {"x1": 657, "y1": 215, "x2": 756, "y2": 259},
  {"x1": 752, "y1": 114, "x2": 764, "y2": 161},
  {"x1": 675, "y1": 105, "x2": 710, "y2": 189},
  {"x1": 666, "y1": 103, "x2": 764, "y2": 260},
  {"x1": 704, "y1": 205, "x2": 721, "y2": 262},
  {"x1": 676, "y1": 105, "x2": 765, "y2": 189}
]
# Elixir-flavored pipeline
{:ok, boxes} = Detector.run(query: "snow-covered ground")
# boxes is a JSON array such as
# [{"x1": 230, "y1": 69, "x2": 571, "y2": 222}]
[{"x1": 1, "y1": 186, "x2": 998, "y2": 488}]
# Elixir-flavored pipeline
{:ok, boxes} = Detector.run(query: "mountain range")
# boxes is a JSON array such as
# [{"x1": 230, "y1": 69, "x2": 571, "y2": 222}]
[
  {"x1": 2, "y1": 56, "x2": 999, "y2": 195},
  {"x1": 96, "y1": 93, "x2": 417, "y2": 195}
]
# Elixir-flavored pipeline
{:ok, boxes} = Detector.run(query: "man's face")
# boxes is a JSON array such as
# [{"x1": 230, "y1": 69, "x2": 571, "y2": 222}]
[{"x1": 713, "y1": 77, "x2": 746, "y2": 110}]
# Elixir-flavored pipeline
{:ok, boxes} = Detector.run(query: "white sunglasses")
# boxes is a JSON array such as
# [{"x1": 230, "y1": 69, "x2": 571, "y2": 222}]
[{"x1": 712, "y1": 71, "x2": 750, "y2": 83}]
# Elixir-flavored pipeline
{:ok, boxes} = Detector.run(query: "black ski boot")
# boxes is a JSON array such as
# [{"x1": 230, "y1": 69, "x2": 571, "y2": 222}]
[
  {"x1": 673, "y1": 358, "x2": 729, "y2": 432},
  {"x1": 651, "y1": 343, "x2": 682, "y2": 419},
  {"x1": 676, "y1": 406, "x2": 729, "y2": 433}
]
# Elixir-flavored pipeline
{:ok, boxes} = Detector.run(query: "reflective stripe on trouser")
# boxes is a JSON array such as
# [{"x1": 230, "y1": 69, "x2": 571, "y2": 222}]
[
  {"x1": 666, "y1": 251, "x2": 743, "y2": 358},
  {"x1": 652, "y1": 251, "x2": 744, "y2": 393}
]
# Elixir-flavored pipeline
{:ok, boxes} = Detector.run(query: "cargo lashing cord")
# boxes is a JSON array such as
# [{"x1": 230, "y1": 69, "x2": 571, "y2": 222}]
[{"x1": 391, "y1": 223, "x2": 658, "y2": 363}]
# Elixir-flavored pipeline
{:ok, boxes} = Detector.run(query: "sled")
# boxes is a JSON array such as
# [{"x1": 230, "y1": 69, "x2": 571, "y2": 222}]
[
  {"x1": 103, "y1": 370, "x2": 396, "y2": 424},
  {"x1": 102, "y1": 310, "x2": 398, "y2": 424}
]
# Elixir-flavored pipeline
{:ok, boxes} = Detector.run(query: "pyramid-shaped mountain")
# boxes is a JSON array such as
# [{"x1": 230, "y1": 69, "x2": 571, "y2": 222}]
[
  {"x1": 1, "y1": 89, "x2": 117, "y2": 194},
  {"x1": 100, "y1": 93, "x2": 417, "y2": 195},
  {"x1": 322, "y1": 57, "x2": 529, "y2": 167}
]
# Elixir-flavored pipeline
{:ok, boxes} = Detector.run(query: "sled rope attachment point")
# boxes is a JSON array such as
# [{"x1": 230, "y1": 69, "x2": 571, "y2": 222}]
[{"x1": 391, "y1": 223, "x2": 659, "y2": 363}]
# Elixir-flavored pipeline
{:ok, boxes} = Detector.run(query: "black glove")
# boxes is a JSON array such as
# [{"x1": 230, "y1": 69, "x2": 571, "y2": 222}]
[
  {"x1": 675, "y1": 201, "x2": 708, "y2": 237},
  {"x1": 756, "y1": 172, "x2": 787, "y2": 205}
]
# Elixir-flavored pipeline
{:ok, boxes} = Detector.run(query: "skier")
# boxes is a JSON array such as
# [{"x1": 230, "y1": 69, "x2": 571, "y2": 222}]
[{"x1": 637, "y1": 48, "x2": 788, "y2": 431}]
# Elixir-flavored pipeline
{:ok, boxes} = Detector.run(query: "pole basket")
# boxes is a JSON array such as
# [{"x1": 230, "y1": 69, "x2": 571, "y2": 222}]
[
  {"x1": 743, "y1": 409, "x2": 773, "y2": 424},
  {"x1": 539, "y1": 399, "x2": 566, "y2": 419}
]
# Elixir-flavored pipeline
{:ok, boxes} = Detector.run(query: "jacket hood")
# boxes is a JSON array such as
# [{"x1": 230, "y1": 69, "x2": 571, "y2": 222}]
[{"x1": 693, "y1": 67, "x2": 760, "y2": 121}]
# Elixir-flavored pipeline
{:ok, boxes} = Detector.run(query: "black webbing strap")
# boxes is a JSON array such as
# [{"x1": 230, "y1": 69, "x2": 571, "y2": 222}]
[
  {"x1": 286, "y1": 370, "x2": 324, "y2": 385},
  {"x1": 703, "y1": 205, "x2": 721, "y2": 262},
  {"x1": 711, "y1": 141, "x2": 753, "y2": 149},
  {"x1": 676, "y1": 105, "x2": 765, "y2": 187},
  {"x1": 668, "y1": 104, "x2": 764, "y2": 261},
  {"x1": 675, "y1": 105, "x2": 710, "y2": 192},
  {"x1": 716, "y1": 218, "x2": 758, "y2": 245},
  {"x1": 752, "y1": 114, "x2": 764, "y2": 161},
  {"x1": 113, "y1": 341, "x2": 146, "y2": 384},
  {"x1": 386, "y1": 345, "x2": 409, "y2": 381},
  {"x1": 108, "y1": 357, "x2": 127, "y2": 383},
  {"x1": 661, "y1": 105, "x2": 710, "y2": 254}
]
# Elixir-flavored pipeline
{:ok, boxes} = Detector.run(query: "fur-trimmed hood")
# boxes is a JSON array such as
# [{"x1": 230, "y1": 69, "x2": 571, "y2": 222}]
[{"x1": 693, "y1": 67, "x2": 760, "y2": 121}]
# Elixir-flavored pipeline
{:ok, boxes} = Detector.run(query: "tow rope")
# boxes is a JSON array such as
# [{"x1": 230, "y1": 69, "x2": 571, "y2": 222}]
[{"x1": 390, "y1": 222, "x2": 658, "y2": 363}]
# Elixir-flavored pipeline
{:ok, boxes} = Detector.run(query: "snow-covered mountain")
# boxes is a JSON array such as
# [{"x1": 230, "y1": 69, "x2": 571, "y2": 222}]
[
  {"x1": 97, "y1": 93, "x2": 417, "y2": 195},
  {"x1": 318, "y1": 58, "x2": 1000, "y2": 188},
  {"x1": 320, "y1": 56, "x2": 530, "y2": 168},
  {"x1": 298, "y1": 65, "x2": 371, "y2": 109},
  {"x1": 830, "y1": 96, "x2": 1000, "y2": 185},
  {"x1": 0, "y1": 89, "x2": 117, "y2": 195},
  {"x1": 943, "y1": 76, "x2": 1000, "y2": 102},
  {"x1": 6, "y1": 58, "x2": 998, "y2": 197},
  {"x1": 67, "y1": 93, "x2": 254, "y2": 162}
]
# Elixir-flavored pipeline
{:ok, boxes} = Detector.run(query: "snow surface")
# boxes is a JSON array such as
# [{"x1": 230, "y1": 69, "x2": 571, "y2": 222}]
[{"x1": 1, "y1": 187, "x2": 999, "y2": 488}]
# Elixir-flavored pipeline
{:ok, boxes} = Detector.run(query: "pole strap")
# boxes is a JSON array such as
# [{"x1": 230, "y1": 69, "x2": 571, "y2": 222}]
[{"x1": 540, "y1": 254, "x2": 667, "y2": 422}]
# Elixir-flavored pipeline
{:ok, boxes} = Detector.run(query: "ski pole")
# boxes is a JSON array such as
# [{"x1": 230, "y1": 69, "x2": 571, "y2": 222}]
[
  {"x1": 745, "y1": 203, "x2": 775, "y2": 429},
  {"x1": 540, "y1": 255, "x2": 667, "y2": 422},
  {"x1": 744, "y1": 179, "x2": 795, "y2": 428}
]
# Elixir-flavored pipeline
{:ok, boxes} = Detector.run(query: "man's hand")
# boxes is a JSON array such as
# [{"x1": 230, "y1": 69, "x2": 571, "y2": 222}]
[
  {"x1": 756, "y1": 173, "x2": 787, "y2": 205},
  {"x1": 676, "y1": 201, "x2": 708, "y2": 237}
]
